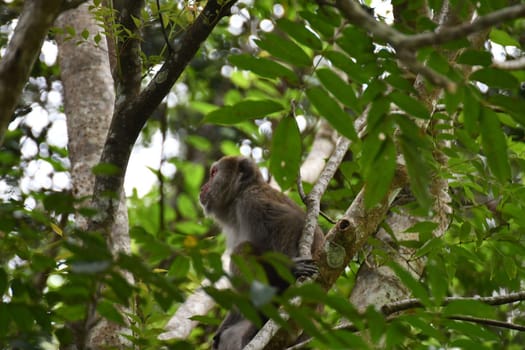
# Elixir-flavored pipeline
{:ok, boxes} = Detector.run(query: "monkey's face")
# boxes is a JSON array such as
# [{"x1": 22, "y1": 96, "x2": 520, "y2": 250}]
[
  {"x1": 199, "y1": 158, "x2": 237, "y2": 216},
  {"x1": 199, "y1": 156, "x2": 261, "y2": 218}
]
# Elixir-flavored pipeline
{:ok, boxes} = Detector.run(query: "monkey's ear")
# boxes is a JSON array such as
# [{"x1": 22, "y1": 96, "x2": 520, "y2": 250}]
[{"x1": 238, "y1": 157, "x2": 256, "y2": 183}]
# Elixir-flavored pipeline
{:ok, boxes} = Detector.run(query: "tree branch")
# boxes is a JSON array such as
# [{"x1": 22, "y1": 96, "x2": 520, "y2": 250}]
[
  {"x1": 0, "y1": 0, "x2": 88, "y2": 145},
  {"x1": 298, "y1": 136, "x2": 350, "y2": 259},
  {"x1": 492, "y1": 56, "x2": 525, "y2": 70},
  {"x1": 90, "y1": 0, "x2": 237, "y2": 231},
  {"x1": 113, "y1": 0, "x2": 144, "y2": 102},
  {"x1": 289, "y1": 291, "x2": 525, "y2": 349},
  {"x1": 403, "y1": 3, "x2": 525, "y2": 49},
  {"x1": 447, "y1": 315, "x2": 525, "y2": 332},
  {"x1": 334, "y1": 0, "x2": 525, "y2": 91},
  {"x1": 382, "y1": 291, "x2": 525, "y2": 315}
]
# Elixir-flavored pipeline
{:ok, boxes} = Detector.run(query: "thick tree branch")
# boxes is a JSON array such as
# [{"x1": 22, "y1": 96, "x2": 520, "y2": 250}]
[
  {"x1": 403, "y1": 4, "x2": 525, "y2": 49},
  {"x1": 113, "y1": 0, "x2": 144, "y2": 101},
  {"x1": 382, "y1": 291, "x2": 525, "y2": 315},
  {"x1": 446, "y1": 315, "x2": 525, "y2": 332},
  {"x1": 299, "y1": 136, "x2": 350, "y2": 259},
  {"x1": 493, "y1": 56, "x2": 525, "y2": 70},
  {"x1": 90, "y1": 0, "x2": 236, "y2": 231},
  {"x1": 0, "y1": 0, "x2": 88, "y2": 145},
  {"x1": 289, "y1": 291, "x2": 525, "y2": 349},
  {"x1": 334, "y1": 0, "x2": 525, "y2": 91}
]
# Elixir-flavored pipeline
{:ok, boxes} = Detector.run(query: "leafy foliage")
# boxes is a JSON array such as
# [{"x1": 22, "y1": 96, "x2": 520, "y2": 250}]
[{"x1": 2, "y1": 0, "x2": 525, "y2": 349}]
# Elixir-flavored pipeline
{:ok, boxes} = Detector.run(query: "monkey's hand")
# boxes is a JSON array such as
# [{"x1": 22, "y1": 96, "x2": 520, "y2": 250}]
[{"x1": 291, "y1": 257, "x2": 318, "y2": 280}]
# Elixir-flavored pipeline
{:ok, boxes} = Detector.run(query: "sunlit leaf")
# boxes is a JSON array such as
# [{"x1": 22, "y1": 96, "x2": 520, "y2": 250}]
[
  {"x1": 470, "y1": 68, "x2": 519, "y2": 90},
  {"x1": 270, "y1": 117, "x2": 302, "y2": 190},
  {"x1": 0, "y1": 268, "x2": 7, "y2": 296},
  {"x1": 324, "y1": 50, "x2": 370, "y2": 84},
  {"x1": 229, "y1": 54, "x2": 298, "y2": 83},
  {"x1": 299, "y1": 10, "x2": 339, "y2": 37},
  {"x1": 316, "y1": 68, "x2": 359, "y2": 112},
  {"x1": 276, "y1": 18, "x2": 323, "y2": 50},
  {"x1": 389, "y1": 262, "x2": 431, "y2": 306},
  {"x1": 306, "y1": 86, "x2": 357, "y2": 141},
  {"x1": 97, "y1": 300, "x2": 125, "y2": 325},
  {"x1": 443, "y1": 300, "x2": 496, "y2": 319},
  {"x1": 254, "y1": 33, "x2": 311, "y2": 67},
  {"x1": 396, "y1": 116, "x2": 433, "y2": 210},
  {"x1": 204, "y1": 100, "x2": 284, "y2": 124},
  {"x1": 390, "y1": 91, "x2": 430, "y2": 119},
  {"x1": 457, "y1": 50, "x2": 492, "y2": 66},
  {"x1": 490, "y1": 28, "x2": 520, "y2": 47},
  {"x1": 363, "y1": 137, "x2": 396, "y2": 208},
  {"x1": 462, "y1": 86, "x2": 480, "y2": 136},
  {"x1": 479, "y1": 107, "x2": 510, "y2": 182}
]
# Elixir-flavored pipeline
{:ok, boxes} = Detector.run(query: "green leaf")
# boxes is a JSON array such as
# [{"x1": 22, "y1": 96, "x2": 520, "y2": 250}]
[
  {"x1": 0, "y1": 303, "x2": 9, "y2": 337},
  {"x1": 457, "y1": 50, "x2": 492, "y2": 66},
  {"x1": 389, "y1": 91, "x2": 430, "y2": 119},
  {"x1": 169, "y1": 255, "x2": 191, "y2": 279},
  {"x1": 92, "y1": 162, "x2": 120, "y2": 176},
  {"x1": 488, "y1": 94, "x2": 525, "y2": 126},
  {"x1": 503, "y1": 256, "x2": 517, "y2": 280},
  {"x1": 204, "y1": 100, "x2": 284, "y2": 125},
  {"x1": 363, "y1": 137, "x2": 396, "y2": 208},
  {"x1": 299, "y1": 10, "x2": 339, "y2": 38},
  {"x1": 490, "y1": 28, "x2": 520, "y2": 47},
  {"x1": 479, "y1": 107, "x2": 510, "y2": 182},
  {"x1": 399, "y1": 137, "x2": 432, "y2": 210},
  {"x1": 470, "y1": 68, "x2": 519, "y2": 90},
  {"x1": 0, "y1": 268, "x2": 7, "y2": 296},
  {"x1": 43, "y1": 192, "x2": 75, "y2": 214},
  {"x1": 404, "y1": 221, "x2": 438, "y2": 235},
  {"x1": 443, "y1": 300, "x2": 496, "y2": 319},
  {"x1": 81, "y1": 29, "x2": 89, "y2": 40},
  {"x1": 396, "y1": 116, "x2": 433, "y2": 210},
  {"x1": 389, "y1": 262, "x2": 431, "y2": 306},
  {"x1": 270, "y1": 117, "x2": 302, "y2": 190},
  {"x1": 462, "y1": 86, "x2": 480, "y2": 136},
  {"x1": 306, "y1": 86, "x2": 357, "y2": 141},
  {"x1": 228, "y1": 54, "x2": 298, "y2": 83},
  {"x1": 365, "y1": 306, "x2": 386, "y2": 344},
  {"x1": 337, "y1": 26, "x2": 374, "y2": 62},
  {"x1": 254, "y1": 33, "x2": 311, "y2": 67},
  {"x1": 425, "y1": 255, "x2": 448, "y2": 304},
  {"x1": 414, "y1": 237, "x2": 443, "y2": 259},
  {"x1": 446, "y1": 320, "x2": 498, "y2": 343},
  {"x1": 97, "y1": 300, "x2": 125, "y2": 325},
  {"x1": 10, "y1": 303, "x2": 34, "y2": 331},
  {"x1": 316, "y1": 68, "x2": 359, "y2": 112},
  {"x1": 177, "y1": 193, "x2": 197, "y2": 219},
  {"x1": 324, "y1": 51, "x2": 370, "y2": 84},
  {"x1": 276, "y1": 18, "x2": 323, "y2": 50}
]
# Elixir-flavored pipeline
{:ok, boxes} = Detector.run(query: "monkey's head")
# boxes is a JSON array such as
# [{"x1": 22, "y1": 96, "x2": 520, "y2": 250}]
[{"x1": 199, "y1": 156, "x2": 263, "y2": 217}]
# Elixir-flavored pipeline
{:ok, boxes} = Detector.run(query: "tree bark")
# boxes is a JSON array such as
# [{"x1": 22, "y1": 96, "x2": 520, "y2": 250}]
[
  {"x1": 56, "y1": 2, "x2": 131, "y2": 348},
  {"x1": 0, "y1": 0, "x2": 87, "y2": 145}
]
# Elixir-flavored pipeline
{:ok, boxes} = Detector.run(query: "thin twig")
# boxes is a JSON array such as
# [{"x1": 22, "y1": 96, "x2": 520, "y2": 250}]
[
  {"x1": 156, "y1": 0, "x2": 174, "y2": 52},
  {"x1": 447, "y1": 315, "x2": 525, "y2": 332}
]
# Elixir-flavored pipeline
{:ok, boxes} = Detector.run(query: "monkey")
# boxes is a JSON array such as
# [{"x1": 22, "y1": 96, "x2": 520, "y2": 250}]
[{"x1": 199, "y1": 156, "x2": 324, "y2": 350}]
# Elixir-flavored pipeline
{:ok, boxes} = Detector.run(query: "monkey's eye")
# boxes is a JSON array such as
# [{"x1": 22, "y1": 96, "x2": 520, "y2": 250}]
[{"x1": 210, "y1": 166, "x2": 218, "y2": 178}]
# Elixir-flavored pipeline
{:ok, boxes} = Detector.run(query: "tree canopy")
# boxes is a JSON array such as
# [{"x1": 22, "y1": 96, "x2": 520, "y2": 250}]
[{"x1": 1, "y1": 0, "x2": 525, "y2": 349}]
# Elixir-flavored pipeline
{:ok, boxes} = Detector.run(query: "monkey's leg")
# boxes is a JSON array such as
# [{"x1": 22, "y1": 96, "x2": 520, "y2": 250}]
[
  {"x1": 213, "y1": 309, "x2": 243, "y2": 349},
  {"x1": 213, "y1": 318, "x2": 258, "y2": 350}
]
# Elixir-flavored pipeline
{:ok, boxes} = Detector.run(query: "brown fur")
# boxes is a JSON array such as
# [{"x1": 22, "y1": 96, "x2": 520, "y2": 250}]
[{"x1": 200, "y1": 156, "x2": 324, "y2": 350}]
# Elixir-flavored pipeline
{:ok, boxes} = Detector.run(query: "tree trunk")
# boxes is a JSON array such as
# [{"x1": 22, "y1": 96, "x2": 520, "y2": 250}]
[{"x1": 56, "y1": 2, "x2": 131, "y2": 348}]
